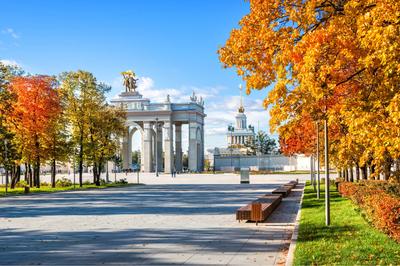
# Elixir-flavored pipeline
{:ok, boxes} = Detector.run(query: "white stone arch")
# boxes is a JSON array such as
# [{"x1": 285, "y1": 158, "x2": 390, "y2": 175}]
[
  {"x1": 196, "y1": 127, "x2": 202, "y2": 170},
  {"x1": 126, "y1": 121, "x2": 144, "y2": 170}
]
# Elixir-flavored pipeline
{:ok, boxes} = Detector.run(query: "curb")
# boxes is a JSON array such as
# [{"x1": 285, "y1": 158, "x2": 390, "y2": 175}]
[
  {"x1": 285, "y1": 184, "x2": 305, "y2": 266},
  {"x1": 0, "y1": 183, "x2": 143, "y2": 199}
]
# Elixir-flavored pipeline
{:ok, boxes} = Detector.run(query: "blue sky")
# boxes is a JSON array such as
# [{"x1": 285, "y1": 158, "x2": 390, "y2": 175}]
[{"x1": 0, "y1": 0, "x2": 274, "y2": 152}]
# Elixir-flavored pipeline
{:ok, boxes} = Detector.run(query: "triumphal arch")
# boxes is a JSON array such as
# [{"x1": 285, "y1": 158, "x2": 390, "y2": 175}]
[{"x1": 110, "y1": 71, "x2": 206, "y2": 173}]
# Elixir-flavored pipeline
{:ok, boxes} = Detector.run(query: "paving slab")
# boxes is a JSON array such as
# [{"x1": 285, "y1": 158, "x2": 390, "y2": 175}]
[{"x1": 0, "y1": 174, "x2": 305, "y2": 265}]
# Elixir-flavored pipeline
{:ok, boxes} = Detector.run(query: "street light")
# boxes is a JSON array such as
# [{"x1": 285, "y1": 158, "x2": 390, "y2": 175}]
[
  {"x1": 316, "y1": 121, "x2": 321, "y2": 199},
  {"x1": 155, "y1": 118, "x2": 159, "y2": 177},
  {"x1": 73, "y1": 152, "x2": 76, "y2": 189},
  {"x1": 324, "y1": 118, "x2": 330, "y2": 226},
  {"x1": 228, "y1": 124, "x2": 234, "y2": 170}
]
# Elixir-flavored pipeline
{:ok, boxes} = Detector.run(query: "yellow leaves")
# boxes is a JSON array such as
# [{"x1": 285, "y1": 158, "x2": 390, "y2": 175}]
[{"x1": 219, "y1": 0, "x2": 400, "y2": 169}]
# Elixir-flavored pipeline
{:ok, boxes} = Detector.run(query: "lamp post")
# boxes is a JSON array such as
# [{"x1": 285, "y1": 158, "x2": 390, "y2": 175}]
[
  {"x1": 324, "y1": 118, "x2": 330, "y2": 226},
  {"x1": 73, "y1": 148, "x2": 76, "y2": 189},
  {"x1": 155, "y1": 118, "x2": 159, "y2": 177},
  {"x1": 106, "y1": 160, "x2": 109, "y2": 183},
  {"x1": 228, "y1": 125, "x2": 234, "y2": 171},
  {"x1": 114, "y1": 156, "x2": 117, "y2": 183},
  {"x1": 316, "y1": 121, "x2": 321, "y2": 199}
]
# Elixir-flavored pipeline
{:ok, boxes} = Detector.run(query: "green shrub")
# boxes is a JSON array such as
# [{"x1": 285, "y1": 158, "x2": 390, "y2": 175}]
[
  {"x1": 15, "y1": 180, "x2": 29, "y2": 188},
  {"x1": 116, "y1": 178, "x2": 128, "y2": 184},
  {"x1": 83, "y1": 180, "x2": 91, "y2": 185},
  {"x1": 40, "y1": 181, "x2": 50, "y2": 187},
  {"x1": 56, "y1": 177, "x2": 72, "y2": 187}
]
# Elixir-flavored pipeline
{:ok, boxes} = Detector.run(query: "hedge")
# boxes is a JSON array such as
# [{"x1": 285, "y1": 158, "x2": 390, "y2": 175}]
[{"x1": 338, "y1": 181, "x2": 400, "y2": 242}]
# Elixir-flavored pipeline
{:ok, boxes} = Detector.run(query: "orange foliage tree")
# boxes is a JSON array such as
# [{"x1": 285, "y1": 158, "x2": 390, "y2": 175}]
[
  {"x1": 9, "y1": 76, "x2": 61, "y2": 188},
  {"x1": 219, "y1": 0, "x2": 400, "y2": 181}
]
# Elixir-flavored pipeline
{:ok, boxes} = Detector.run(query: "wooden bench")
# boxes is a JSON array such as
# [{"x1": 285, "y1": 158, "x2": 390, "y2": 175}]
[
  {"x1": 272, "y1": 186, "x2": 291, "y2": 197},
  {"x1": 284, "y1": 183, "x2": 296, "y2": 189},
  {"x1": 236, "y1": 194, "x2": 282, "y2": 224},
  {"x1": 285, "y1": 181, "x2": 297, "y2": 189},
  {"x1": 287, "y1": 180, "x2": 298, "y2": 187}
]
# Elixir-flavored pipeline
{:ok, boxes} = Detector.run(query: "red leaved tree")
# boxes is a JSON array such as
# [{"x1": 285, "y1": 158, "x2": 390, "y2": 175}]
[{"x1": 9, "y1": 76, "x2": 61, "y2": 188}]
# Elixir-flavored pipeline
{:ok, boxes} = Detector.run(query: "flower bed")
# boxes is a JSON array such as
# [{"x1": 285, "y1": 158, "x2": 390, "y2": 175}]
[{"x1": 338, "y1": 181, "x2": 400, "y2": 242}]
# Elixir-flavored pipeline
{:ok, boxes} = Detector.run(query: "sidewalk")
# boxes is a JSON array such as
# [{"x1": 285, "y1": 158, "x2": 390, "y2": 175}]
[{"x1": 0, "y1": 176, "x2": 305, "y2": 265}]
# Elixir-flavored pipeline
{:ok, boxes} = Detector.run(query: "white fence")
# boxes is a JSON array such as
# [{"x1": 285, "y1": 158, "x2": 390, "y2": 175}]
[{"x1": 213, "y1": 154, "x2": 310, "y2": 171}]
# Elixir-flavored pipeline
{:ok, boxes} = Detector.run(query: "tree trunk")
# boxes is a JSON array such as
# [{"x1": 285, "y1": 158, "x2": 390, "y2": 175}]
[
  {"x1": 395, "y1": 159, "x2": 400, "y2": 182},
  {"x1": 383, "y1": 159, "x2": 392, "y2": 181},
  {"x1": 51, "y1": 159, "x2": 56, "y2": 188},
  {"x1": 35, "y1": 135, "x2": 41, "y2": 188},
  {"x1": 344, "y1": 168, "x2": 348, "y2": 182},
  {"x1": 96, "y1": 162, "x2": 103, "y2": 186},
  {"x1": 361, "y1": 165, "x2": 367, "y2": 180},
  {"x1": 370, "y1": 165, "x2": 376, "y2": 180},
  {"x1": 28, "y1": 164, "x2": 33, "y2": 187},
  {"x1": 349, "y1": 166, "x2": 354, "y2": 182},
  {"x1": 34, "y1": 160, "x2": 40, "y2": 188},
  {"x1": 24, "y1": 163, "x2": 28, "y2": 182},
  {"x1": 79, "y1": 133, "x2": 84, "y2": 188},
  {"x1": 338, "y1": 169, "x2": 342, "y2": 178},
  {"x1": 32, "y1": 164, "x2": 37, "y2": 187},
  {"x1": 93, "y1": 162, "x2": 98, "y2": 185},
  {"x1": 10, "y1": 165, "x2": 17, "y2": 189},
  {"x1": 355, "y1": 163, "x2": 360, "y2": 182}
]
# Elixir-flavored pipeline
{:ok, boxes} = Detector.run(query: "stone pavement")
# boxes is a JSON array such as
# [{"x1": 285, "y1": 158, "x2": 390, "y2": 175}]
[{"x1": 0, "y1": 174, "x2": 305, "y2": 265}]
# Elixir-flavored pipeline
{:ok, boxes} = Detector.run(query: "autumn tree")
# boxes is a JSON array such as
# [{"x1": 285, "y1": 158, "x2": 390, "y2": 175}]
[
  {"x1": 44, "y1": 86, "x2": 70, "y2": 188},
  {"x1": 219, "y1": 0, "x2": 400, "y2": 181},
  {"x1": 9, "y1": 76, "x2": 61, "y2": 188},
  {"x1": 0, "y1": 62, "x2": 27, "y2": 188},
  {"x1": 60, "y1": 70, "x2": 114, "y2": 187},
  {"x1": 86, "y1": 104, "x2": 126, "y2": 185}
]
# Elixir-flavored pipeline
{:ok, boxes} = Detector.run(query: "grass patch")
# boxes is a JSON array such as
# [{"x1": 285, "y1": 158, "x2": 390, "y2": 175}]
[
  {"x1": 294, "y1": 182, "x2": 400, "y2": 265},
  {"x1": 201, "y1": 170, "x2": 334, "y2": 175},
  {"x1": 0, "y1": 182, "x2": 139, "y2": 197}
]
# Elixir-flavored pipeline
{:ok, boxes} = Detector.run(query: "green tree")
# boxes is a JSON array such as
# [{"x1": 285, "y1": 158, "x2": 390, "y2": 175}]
[
  {"x1": 246, "y1": 131, "x2": 277, "y2": 155},
  {"x1": 60, "y1": 70, "x2": 108, "y2": 187},
  {"x1": 86, "y1": 104, "x2": 126, "y2": 185},
  {"x1": 45, "y1": 86, "x2": 71, "y2": 188},
  {"x1": 132, "y1": 150, "x2": 141, "y2": 165}
]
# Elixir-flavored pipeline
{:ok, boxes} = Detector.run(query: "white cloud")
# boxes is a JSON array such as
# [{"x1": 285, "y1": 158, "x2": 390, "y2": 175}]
[
  {"x1": 138, "y1": 77, "x2": 185, "y2": 103},
  {"x1": 1, "y1": 28, "x2": 19, "y2": 39},
  {"x1": 110, "y1": 75, "x2": 222, "y2": 104},
  {"x1": 0, "y1": 59, "x2": 21, "y2": 67}
]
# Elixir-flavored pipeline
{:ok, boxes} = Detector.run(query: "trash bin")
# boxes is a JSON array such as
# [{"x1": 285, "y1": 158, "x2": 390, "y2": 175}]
[{"x1": 240, "y1": 168, "x2": 250, "y2": 184}]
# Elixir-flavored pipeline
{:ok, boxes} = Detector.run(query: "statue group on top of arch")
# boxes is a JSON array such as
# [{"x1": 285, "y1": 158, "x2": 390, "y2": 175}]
[
  {"x1": 121, "y1": 70, "x2": 138, "y2": 93},
  {"x1": 190, "y1": 91, "x2": 204, "y2": 106}
]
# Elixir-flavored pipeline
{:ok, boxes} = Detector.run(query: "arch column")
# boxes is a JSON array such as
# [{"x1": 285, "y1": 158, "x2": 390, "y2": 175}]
[
  {"x1": 189, "y1": 122, "x2": 203, "y2": 172},
  {"x1": 175, "y1": 123, "x2": 182, "y2": 172},
  {"x1": 189, "y1": 122, "x2": 197, "y2": 172},
  {"x1": 163, "y1": 120, "x2": 174, "y2": 173},
  {"x1": 156, "y1": 122, "x2": 163, "y2": 172},
  {"x1": 127, "y1": 128, "x2": 135, "y2": 168},
  {"x1": 122, "y1": 127, "x2": 130, "y2": 170},
  {"x1": 143, "y1": 122, "x2": 153, "y2": 172},
  {"x1": 200, "y1": 124, "x2": 204, "y2": 170}
]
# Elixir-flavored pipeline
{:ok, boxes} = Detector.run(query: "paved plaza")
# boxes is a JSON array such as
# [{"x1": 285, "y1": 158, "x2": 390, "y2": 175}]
[{"x1": 0, "y1": 174, "x2": 306, "y2": 265}]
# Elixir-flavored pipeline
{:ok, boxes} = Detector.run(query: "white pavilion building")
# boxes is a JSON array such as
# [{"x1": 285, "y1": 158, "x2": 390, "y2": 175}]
[{"x1": 226, "y1": 88, "x2": 255, "y2": 148}]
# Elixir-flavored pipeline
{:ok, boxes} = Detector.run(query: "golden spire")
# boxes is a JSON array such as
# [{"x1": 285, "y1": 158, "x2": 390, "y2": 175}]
[{"x1": 238, "y1": 84, "x2": 245, "y2": 113}]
